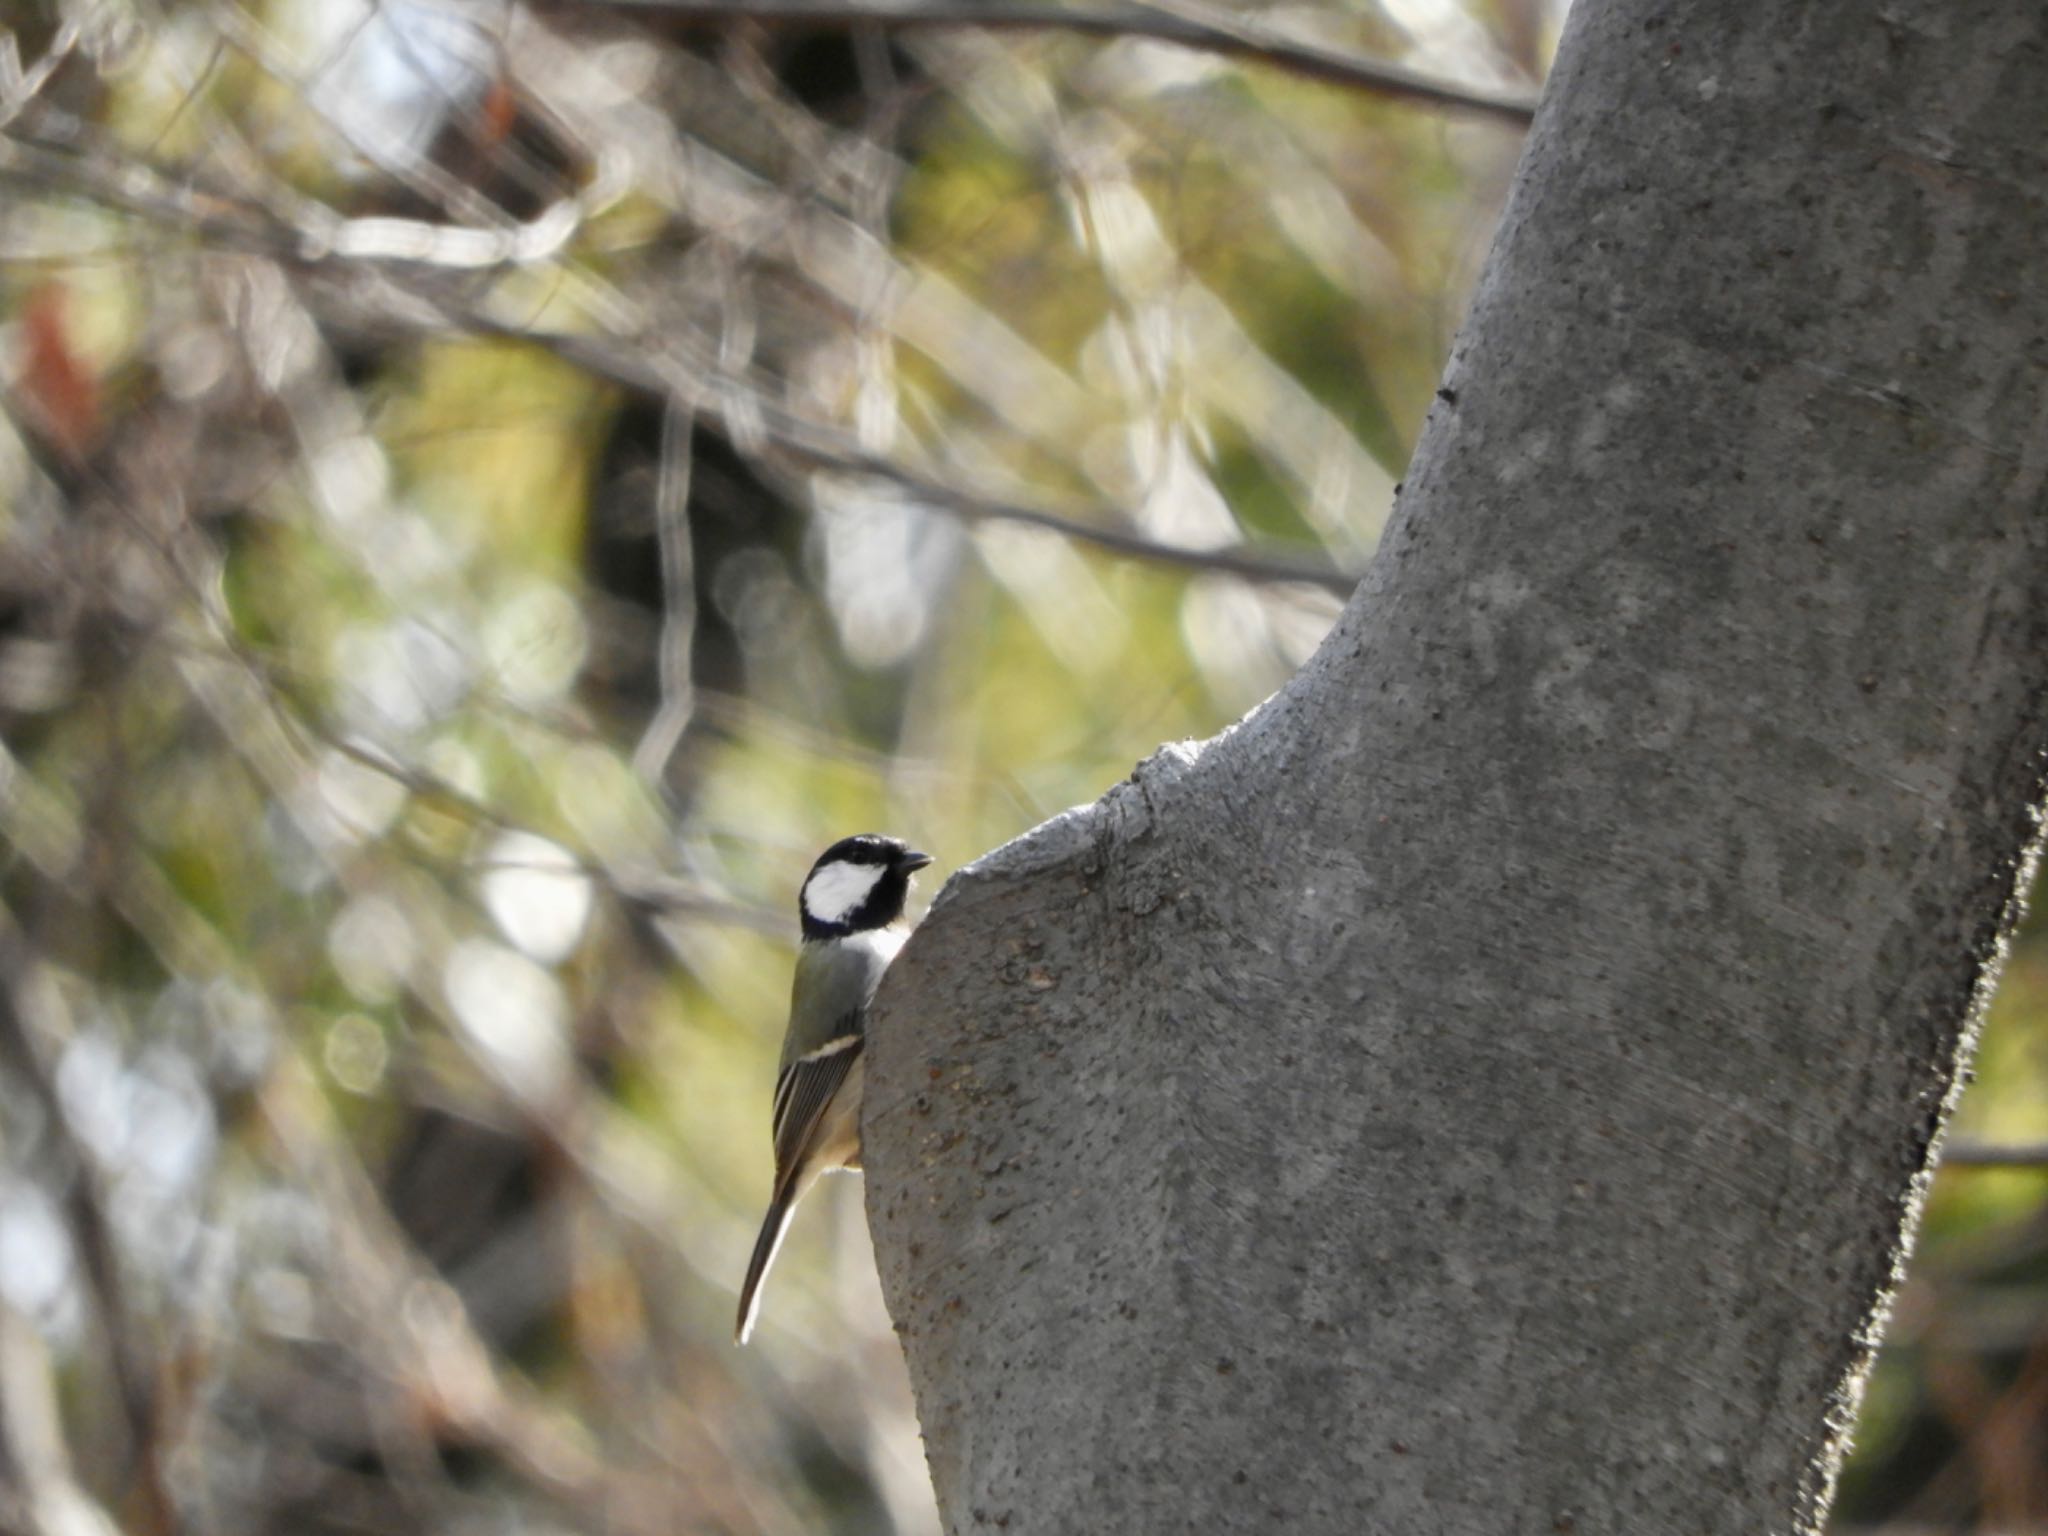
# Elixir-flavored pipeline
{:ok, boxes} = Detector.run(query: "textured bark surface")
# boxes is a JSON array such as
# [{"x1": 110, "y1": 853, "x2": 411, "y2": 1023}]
[{"x1": 864, "y1": 1, "x2": 2048, "y2": 1531}]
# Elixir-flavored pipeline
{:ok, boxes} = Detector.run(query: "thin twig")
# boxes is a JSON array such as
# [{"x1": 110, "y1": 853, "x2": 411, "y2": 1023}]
[
  {"x1": 783, "y1": 432, "x2": 1361, "y2": 593},
  {"x1": 577, "y1": 0, "x2": 1540, "y2": 125}
]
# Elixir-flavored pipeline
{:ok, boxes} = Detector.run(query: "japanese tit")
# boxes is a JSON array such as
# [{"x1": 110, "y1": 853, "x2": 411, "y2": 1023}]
[{"x1": 735, "y1": 834, "x2": 932, "y2": 1344}]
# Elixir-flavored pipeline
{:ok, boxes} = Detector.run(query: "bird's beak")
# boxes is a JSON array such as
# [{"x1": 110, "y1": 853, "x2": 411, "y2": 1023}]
[{"x1": 900, "y1": 849, "x2": 934, "y2": 873}]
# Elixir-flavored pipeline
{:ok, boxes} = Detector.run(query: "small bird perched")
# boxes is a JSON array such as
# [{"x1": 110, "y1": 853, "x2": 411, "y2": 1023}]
[{"x1": 735, "y1": 833, "x2": 932, "y2": 1344}]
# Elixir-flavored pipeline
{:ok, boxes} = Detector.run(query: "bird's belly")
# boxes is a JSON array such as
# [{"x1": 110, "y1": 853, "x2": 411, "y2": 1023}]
[{"x1": 813, "y1": 1055, "x2": 864, "y2": 1174}]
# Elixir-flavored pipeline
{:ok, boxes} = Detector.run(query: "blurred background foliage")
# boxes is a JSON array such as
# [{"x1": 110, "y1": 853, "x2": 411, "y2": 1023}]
[{"x1": 0, "y1": 0, "x2": 2040, "y2": 1532}]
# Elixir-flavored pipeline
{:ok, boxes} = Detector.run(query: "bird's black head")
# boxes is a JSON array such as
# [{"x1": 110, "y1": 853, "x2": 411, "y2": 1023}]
[{"x1": 798, "y1": 834, "x2": 932, "y2": 940}]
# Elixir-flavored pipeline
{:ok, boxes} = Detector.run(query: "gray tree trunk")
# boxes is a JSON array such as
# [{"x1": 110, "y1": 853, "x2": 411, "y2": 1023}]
[{"x1": 863, "y1": 1, "x2": 2048, "y2": 1531}]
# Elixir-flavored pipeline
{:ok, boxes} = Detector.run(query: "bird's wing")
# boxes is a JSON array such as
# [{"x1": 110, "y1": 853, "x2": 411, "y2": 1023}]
[{"x1": 769, "y1": 1020, "x2": 862, "y2": 1191}]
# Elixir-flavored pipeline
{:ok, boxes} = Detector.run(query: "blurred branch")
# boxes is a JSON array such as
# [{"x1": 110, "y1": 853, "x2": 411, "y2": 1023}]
[
  {"x1": 442, "y1": 312, "x2": 1364, "y2": 594},
  {"x1": 787, "y1": 434, "x2": 1363, "y2": 594},
  {"x1": 538, "y1": 340, "x2": 1365, "y2": 594},
  {"x1": 631, "y1": 394, "x2": 701, "y2": 797},
  {"x1": 312, "y1": 725, "x2": 788, "y2": 936},
  {"x1": 10, "y1": 14, "x2": 1393, "y2": 601},
  {"x1": 582, "y1": 0, "x2": 1542, "y2": 124},
  {"x1": 0, "y1": 127, "x2": 1362, "y2": 593},
  {"x1": 0, "y1": 1301, "x2": 124, "y2": 1536},
  {"x1": 0, "y1": 127, "x2": 572, "y2": 271},
  {"x1": 308, "y1": 278, "x2": 1366, "y2": 593},
  {"x1": 168, "y1": 625, "x2": 790, "y2": 936},
  {"x1": 0, "y1": 909, "x2": 178, "y2": 1535},
  {"x1": 7, "y1": 401, "x2": 769, "y2": 946},
  {"x1": 0, "y1": 23, "x2": 78, "y2": 132},
  {"x1": 204, "y1": 0, "x2": 530, "y2": 238},
  {"x1": 247, "y1": 1055, "x2": 635, "y2": 1523}
]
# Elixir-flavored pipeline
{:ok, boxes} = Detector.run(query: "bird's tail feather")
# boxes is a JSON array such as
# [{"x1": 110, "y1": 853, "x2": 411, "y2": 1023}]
[{"x1": 735, "y1": 1192, "x2": 796, "y2": 1345}]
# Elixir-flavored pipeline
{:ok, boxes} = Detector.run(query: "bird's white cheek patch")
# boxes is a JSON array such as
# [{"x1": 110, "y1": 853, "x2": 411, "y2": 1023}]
[{"x1": 803, "y1": 860, "x2": 885, "y2": 924}]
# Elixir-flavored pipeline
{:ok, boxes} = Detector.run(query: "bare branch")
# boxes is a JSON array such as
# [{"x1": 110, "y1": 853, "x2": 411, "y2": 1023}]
[
  {"x1": 575, "y1": 0, "x2": 1541, "y2": 125},
  {"x1": 778, "y1": 432, "x2": 1362, "y2": 595}
]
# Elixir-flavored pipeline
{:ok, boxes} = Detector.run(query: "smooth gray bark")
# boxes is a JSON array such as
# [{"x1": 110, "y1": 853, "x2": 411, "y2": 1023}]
[{"x1": 864, "y1": 1, "x2": 2048, "y2": 1530}]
